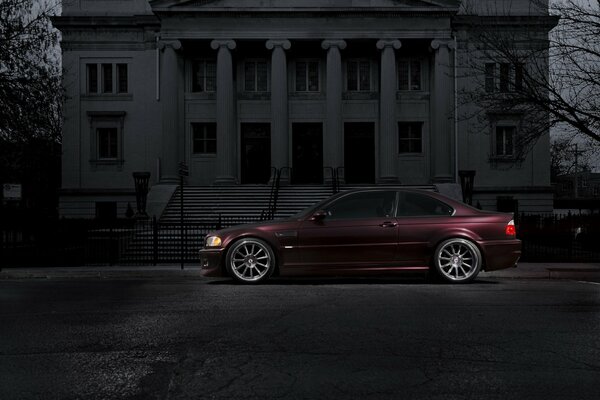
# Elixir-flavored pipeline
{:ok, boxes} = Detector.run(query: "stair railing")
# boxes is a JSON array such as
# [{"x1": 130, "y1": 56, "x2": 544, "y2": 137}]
[
  {"x1": 335, "y1": 166, "x2": 345, "y2": 193},
  {"x1": 324, "y1": 166, "x2": 341, "y2": 194},
  {"x1": 261, "y1": 167, "x2": 279, "y2": 221}
]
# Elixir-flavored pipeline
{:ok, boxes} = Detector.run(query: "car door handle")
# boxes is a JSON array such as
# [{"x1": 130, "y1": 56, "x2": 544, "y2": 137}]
[{"x1": 379, "y1": 221, "x2": 398, "y2": 228}]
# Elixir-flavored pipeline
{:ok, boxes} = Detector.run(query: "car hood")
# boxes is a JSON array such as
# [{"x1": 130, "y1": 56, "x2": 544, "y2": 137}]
[{"x1": 211, "y1": 217, "x2": 301, "y2": 237}]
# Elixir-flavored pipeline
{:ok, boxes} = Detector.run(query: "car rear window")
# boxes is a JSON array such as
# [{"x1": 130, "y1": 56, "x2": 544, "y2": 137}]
[{"x1": 397, "y1": 192, "x2": 454, "y2": 217}]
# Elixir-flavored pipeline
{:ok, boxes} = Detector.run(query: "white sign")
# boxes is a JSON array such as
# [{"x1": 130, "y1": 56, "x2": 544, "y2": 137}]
[{"x1": 3, "y1": 183, "x2": 22, "y2": 200}]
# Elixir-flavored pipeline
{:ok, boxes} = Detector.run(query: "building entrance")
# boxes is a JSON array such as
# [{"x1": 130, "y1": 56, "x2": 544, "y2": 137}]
[
  {"x1": 241, "y1": 123, "x2": 271, "y2": 184},
  {"x1": 292, "y1": 123, "x2": 323, "y2": 184},
  {"x1": 344, "y1": 122, "x2": 375, "y2": 184}
]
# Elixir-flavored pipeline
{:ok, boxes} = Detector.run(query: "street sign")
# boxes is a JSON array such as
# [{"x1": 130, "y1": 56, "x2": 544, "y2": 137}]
[
  {"x1": 3, "y1": 183, "x2": 22, "y2": 200},
  {"x1": 178, "y1": 162, "x2": 189, "y2": 177}
]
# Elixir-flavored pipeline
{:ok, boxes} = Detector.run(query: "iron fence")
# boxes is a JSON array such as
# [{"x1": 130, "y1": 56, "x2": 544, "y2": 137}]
[{"x1": 1, "y1": 212, "x2": 598, "y2": 268}]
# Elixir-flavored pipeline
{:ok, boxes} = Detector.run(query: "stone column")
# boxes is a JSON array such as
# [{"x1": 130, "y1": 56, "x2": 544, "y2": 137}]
[
  {"x1": 321, "y1": 40, "x2": 347, "y2": 183},
  {"x1": 158, "y1": 40, "x2": 182, "y2": 184},
  {"x1": 376, "y1": 39, "x2": 401, "y2": 183},
  {"x1": 211, "y1": 39, "x2": 237, "y2": 185},
  {"x1": 431, "y1": 39, "x2": 456, "y2": 183},
  {"x1": 266, "y1": 39, "x2": 291, "y2": 184}
]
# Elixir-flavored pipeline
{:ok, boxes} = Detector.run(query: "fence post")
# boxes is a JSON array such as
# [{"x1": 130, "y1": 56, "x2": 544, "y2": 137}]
[
  {"x1": 109, "y1": 225, "x2": 114, "y2": 266},
  {"x1": 153, "y1": 216, "x2": 158, "y2": 266}
]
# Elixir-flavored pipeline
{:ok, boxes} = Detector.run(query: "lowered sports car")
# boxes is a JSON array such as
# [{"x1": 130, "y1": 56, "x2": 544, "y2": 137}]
[{"x1": 200, "y1": 189, "x2": 521, "y2": 284}]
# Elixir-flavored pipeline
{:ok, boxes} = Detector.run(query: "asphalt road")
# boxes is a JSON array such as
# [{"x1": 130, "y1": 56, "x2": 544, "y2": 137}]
[{"x1": 1, "y1": 276, "x2": 599, "y2": 400}]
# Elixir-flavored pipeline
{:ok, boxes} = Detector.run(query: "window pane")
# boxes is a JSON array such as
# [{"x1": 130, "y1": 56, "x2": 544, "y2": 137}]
[
  {"x1": 98, "y1": 128, "x2": 118, "y2": 159},
  {"x1": 257, "y1": 61, "x2": 268, "y2": 91},
  {"x1": 500, "y1": 63, "x2": 510, "y2": 92},
  {"x1": 410, "y1": 60, "x2": 421, "y2": 90},
  {"x1": 206, "y1": 61, "x2": 216, "y2": 92},
  {"x1": 308, "y1": 62, "x2": 319, "y2": 91},
  {"x1": 485, "y1": 63, "x2": 495, "y2": 93},
  {"x1": 117, "y1": 64, "x2": 127, "y2": 93},
  {"x1": 327, "y1": 191, "x2": 396, "y2": 220},
  {"x1": 192, "y1": 61, "x2": 204, "y2": 92},
  {"x1": 398, "y1": 122, "x2": 422, "y2": 154},
  {"x1": 397, "y1": 192, "x2": 453, "y2": 217},
  {"x1": 398, "y1": 61, "x2": 409, "y2": 90},
  {"x1": 192, "y1": 123, "x2": 217, "y2": 154},
  {"x1": 515, "y1": 63, "x2": 524, "y2": 91},
  {"x1": 359, "y1": 61, "x2": 370, "y2": 91},
  {"x1": 102, "y1": 64, "x2": 113, "y2": 93},
  {"x1": 505, "y1": 127, "x2": 514, "y2": 155},
  {"x1": 244, "y1": 62, "x2": 256, "y2": 91},
  {"x1": 347, "y1": 61, "x2": 358, "y2": 91},
  {"x1": 87, "y1": 64, "x2": 98, "y2": 93},
  {"x1": 296, "y1": 62, "x2": 307, "y2": 91}
]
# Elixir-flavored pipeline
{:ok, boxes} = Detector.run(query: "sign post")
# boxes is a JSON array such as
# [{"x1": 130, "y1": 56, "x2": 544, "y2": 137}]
[{"x1": 178, "y1": 162, "x2": 189, "y2": 270}]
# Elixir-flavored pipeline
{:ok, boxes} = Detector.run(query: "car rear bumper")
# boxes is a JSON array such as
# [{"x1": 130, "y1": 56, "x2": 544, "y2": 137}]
[
  {"x1": 199, "y1": 248, "x2": 225, "y2": 277},
  {"x1": 479, "y1": 239, "x2": 522, "y2": 271}
]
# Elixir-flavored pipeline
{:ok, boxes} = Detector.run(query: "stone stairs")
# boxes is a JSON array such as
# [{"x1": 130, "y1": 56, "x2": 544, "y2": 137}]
[{"x1": 118, "y1": 184, "x2": 437, "y2": 263}]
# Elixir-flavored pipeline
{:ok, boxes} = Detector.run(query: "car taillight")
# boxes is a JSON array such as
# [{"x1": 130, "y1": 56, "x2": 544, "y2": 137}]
[{"x1": 505, "y1": 220, "x2": 516, "y2": 236}]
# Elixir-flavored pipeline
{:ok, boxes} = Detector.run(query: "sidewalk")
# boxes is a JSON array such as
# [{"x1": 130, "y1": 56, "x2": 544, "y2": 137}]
[{"x1": 1, "y1": 263, "x2": 599, "y2": 281}]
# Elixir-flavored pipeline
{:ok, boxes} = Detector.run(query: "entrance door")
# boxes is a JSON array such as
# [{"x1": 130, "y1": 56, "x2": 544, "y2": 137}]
[
  {"x1": 344, "y1": 122, "x2": 375, "y2": 184},
  {"x1": 292, "y1": 123, "x2": 323, "y2": 184},
  {"x1": 241, "y1": 123, "x2": 271, "y2": 184}
]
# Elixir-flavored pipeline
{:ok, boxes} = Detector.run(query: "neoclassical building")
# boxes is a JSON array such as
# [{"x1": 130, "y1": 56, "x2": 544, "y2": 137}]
[{"x1": 54, "y1": 0, "x2": 557, "y2": 218}]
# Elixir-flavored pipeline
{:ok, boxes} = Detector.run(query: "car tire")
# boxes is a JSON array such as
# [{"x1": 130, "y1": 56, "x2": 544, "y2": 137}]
[
  {"x1": 433, "y1": 238, "x2": 482, "y2": 283},
  {"x1": 225, "y1": 238, "x2": 276, "y2": 284}
]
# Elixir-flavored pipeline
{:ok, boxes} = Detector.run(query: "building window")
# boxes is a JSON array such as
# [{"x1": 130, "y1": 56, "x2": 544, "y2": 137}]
[
  {"x1": 398, "y1": 122, "x2": 423, "y2": 154},
  {"x1": 244, "y1": 61, "x2": 268, "y2": 92},
  {"x1": 347, "y1": 60, "x2": 371, "y2": 91},
  {"x1": 192, "y1": 123, "x2": 217, "y2": 154},
  {"x1": 86, "y1": 63, "x2": 129, "y2": 94},
  {"x1": 485, "y1": 63, "x2": 496, "y2": 93},
  {"x1": 101, "y1": 64, "x2": 112, "y2": 93},
  {"x1": 117, "y1": 64, "x2": 128, "y2": 93},
  {"x1": 192, "y1": 60, "x2": 217, "y2": 92},
  {"x1": 514, "y1": 63, "x2": 524, "y2": 91},
  {"x1": 486, "y1": 63, "x2": 524, "y2": 93},
  {"x1": 87, "y1": 64, "x2": 98, "y2": 93},
  {"x1": 87, "y1": 111, "x2": 125, "y2": 166},
  {"x1": 97, "y1": 128, "x2": 118, "y2": 159},
  {"x1": 398, "y1": 59, "x2": 422, "y2": 91},
  {"x1": 499, "y1": 63, "x2": 510, "y2": 93},
  {"x1": 295, "y1": 61, "x2": 319, "y2": 92},
  {"x1": 495, "y1": 126, "x2": 515, "y2": 157}
]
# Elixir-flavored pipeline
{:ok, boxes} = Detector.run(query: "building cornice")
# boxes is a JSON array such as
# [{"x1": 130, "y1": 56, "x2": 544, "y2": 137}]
[
  {"x1": 152, "y1": 9, "x2": 459, "y2": 18},
  {"x1": 453, "y1": 15, "x2": 559, "y2": 31},
  {"x1": 51, "y1": 15, "x2": 161, "y2": 30}
]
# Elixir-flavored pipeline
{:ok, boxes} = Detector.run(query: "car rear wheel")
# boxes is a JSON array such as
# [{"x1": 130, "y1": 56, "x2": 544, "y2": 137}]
[
  {"x1": 226, "y1": 238, "x2": 275, "y2": 284},
  {"x1": 433, "y1": 238, "x2": 482, "y2": 283}
]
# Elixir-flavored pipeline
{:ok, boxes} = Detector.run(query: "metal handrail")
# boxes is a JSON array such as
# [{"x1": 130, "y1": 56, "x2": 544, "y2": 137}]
[
  {"x1": 261, "y1": 167, "x2": 278, "y2": 221},
  {"x1": 335, "y1": 166, "x2": 345, "y2": 193}
]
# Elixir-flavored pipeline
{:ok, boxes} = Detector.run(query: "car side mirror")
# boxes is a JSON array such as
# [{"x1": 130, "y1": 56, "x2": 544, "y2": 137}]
[{"x1": 310, "y1": 210, "x2": 328, "y2": 221}]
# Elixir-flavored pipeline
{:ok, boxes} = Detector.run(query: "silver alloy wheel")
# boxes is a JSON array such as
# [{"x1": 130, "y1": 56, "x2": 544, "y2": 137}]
[
  {"x1": 227, "y1": 239, "x2": 273, "y2": 283},
  {"x1": 435, "y1": 238, "x2": 481, "y2": 282}
]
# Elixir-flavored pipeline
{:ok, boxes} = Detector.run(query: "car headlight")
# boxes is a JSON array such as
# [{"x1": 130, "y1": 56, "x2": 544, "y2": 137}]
[{"x1": 205, "y1": 235, "x2": 222, "y2": 248}]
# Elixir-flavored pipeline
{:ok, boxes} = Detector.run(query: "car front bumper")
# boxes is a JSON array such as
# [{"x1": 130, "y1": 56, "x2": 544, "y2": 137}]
[
  {"x1": 479, "y1": 239, "x2": 522, "y2": 271},
  {"x1": 199, "y1": 248, "x2": 225, "y2": 277}
]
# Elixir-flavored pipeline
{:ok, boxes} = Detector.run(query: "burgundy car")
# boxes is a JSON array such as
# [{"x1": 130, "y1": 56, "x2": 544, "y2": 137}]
[{"x1": 200, "y1": 189, "x2": 521, "y2": 284}]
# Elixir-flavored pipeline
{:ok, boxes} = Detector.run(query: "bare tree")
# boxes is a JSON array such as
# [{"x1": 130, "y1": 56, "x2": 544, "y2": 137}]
[
  {"x1": 457, "y1": 0, "x2": 600, "y2": 159},
  {"x1": 0, "y1": 0, "x2": 61, "y2": 143},
  {"x1": 0, "y1": 0, "x2": 62, "y2": 212}
]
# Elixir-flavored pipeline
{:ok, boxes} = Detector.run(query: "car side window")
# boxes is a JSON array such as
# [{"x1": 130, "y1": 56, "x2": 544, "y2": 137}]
[
  {"x1": 326, "y1": 191, "x2": 396, "y2": 220},
  {"x1": 397, "y1": 192, "x2": 454, "y2": 217}
]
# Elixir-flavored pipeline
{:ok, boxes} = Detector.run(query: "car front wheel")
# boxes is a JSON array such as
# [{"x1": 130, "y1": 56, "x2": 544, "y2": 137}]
[
  {"x1": 226, "y1": 238, "x2": 275, "y2": 284},
  {"x1": 433, "y1": 238, "x2": 482, "y2": 283}
]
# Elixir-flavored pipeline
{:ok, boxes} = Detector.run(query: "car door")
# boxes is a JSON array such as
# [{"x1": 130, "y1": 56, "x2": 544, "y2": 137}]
[
  {"x1": 395, "y1": 191, "x2": 455, "y2": 265},
  {"x1": 296, "y1": 191, "x2": 399, "y2": 269}
]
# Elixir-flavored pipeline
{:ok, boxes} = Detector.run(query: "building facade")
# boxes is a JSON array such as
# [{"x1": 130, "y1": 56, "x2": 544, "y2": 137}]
[{"x1": 54, "y1": 0, "x2": 557, "y2": 218}]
